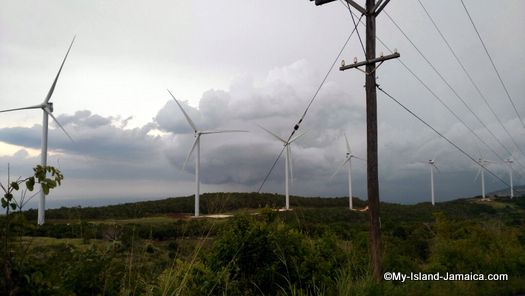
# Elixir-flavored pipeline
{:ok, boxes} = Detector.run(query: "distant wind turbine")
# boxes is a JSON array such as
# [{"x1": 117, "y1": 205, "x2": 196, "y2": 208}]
[
  {"x1": 259, "y1": 125, "x2": 306, "y2": 210},
  {"x1": 474, "y1": 157, "x2": 495, "y2": 200},
  {"x1": 331, "y1": 133, "x2": 364, "y2": 210},
  {"x1": 0, "y1": 37, "x2": 76, "y2": 225},
  {"x1": 421, "y1": 159, "x2": 439, "y2": 206},
  {"x1": 504, "y1": 158, "x2": 514, "y2": 198},
  {"x1": 167, "y1": 90, "x2": 247, "y2": 217}
]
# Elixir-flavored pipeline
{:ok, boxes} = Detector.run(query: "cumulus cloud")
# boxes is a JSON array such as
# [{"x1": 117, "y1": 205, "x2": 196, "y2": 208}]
[
  {"x1": 154, "y1": 60, "x2": 366, "y2": 192},
  {"x1": 0, "y1": 59, "x2": 523, "y2": 206}
]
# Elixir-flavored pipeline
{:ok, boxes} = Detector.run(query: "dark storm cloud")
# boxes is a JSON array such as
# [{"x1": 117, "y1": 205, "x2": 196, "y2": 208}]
[
  {"x1": 0, "y1": 110, "x2": 161, "y2": 163},
  {"x1": 1, "y1": 0, "x2": 524, "y2": 207},
  {"x1": 0, "y1": 112, "x2": 188, "y2": 202},
  {"x1": 155, "y1": 60, "x2": 366, "y2": 191},
  {"x1": 0, "y1": 126, "x2": 41, "y2": 149},
  {"x1": 57, "y1": 110, "x2": 111, "y2": 128},
  {"x1": 152, "y1": 58, "x2": 523, "y2": 202},
  {"x1": 54, "y1": 111, "x2": 159, "y2": 161},
  {"x1": 1, "y1": 58, "x2": 523, "y2": 204}
]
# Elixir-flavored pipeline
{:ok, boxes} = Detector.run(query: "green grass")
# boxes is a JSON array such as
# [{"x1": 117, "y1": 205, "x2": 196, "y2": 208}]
[{"x1": 20, "y1": 236, "x2": 86, "y2": 246}]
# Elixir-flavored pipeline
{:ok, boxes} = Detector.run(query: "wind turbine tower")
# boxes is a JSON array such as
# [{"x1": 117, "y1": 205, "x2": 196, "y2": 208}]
[
  {"x1": 168, "y1": 90, "x2": 246, "y2": 217},
  {"x1": 259, "y1": 125, "x2": 306, "y2": 210},
  {"x1": 505, "y1": 158, "x2": 514, "y2": 198},
  {"x1": 0, "y1": 37, "x2": 76, "y2": 225},
  {"x1": 426, "y1": 159, "x2": 439, "y2": 206},
  {"x1": 475, "y1": 157, "x2": 494, "y2": 200}
]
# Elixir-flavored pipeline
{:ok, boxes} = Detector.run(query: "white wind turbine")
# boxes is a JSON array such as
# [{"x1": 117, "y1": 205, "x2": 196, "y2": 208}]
[
  {"x1": 167, "y1": 90, "x2": 247, "y2": 217},
  {"x1": 0, "y1": 37, "x2": 76, "y2": 225},
  {"x1": 474, "y1": 157, "x2": 495, "y2": 200},
  {"x1": 331, "y1": 133, "x2": 364, "y2": 210},
  {"x1": 258, "y1": 125, "x2": 306, "y2": 210},
  {"x1": 424, "y1": 159, "x2": 439, "y2": 206},
  {"x1": 504, "y1": 158, "x2": 514, "y2": 198}
]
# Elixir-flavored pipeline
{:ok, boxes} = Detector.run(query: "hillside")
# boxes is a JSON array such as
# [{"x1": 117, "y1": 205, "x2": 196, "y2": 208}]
[
  {"x1": 489, "y1": 185, "x2": 525, "y2": 197},
  {"x1": 2, "y1": 193, "x2": 525, "y2": 295},
  {"x1": 19, "y1": 192, "x2": 524, "y2": 226}
]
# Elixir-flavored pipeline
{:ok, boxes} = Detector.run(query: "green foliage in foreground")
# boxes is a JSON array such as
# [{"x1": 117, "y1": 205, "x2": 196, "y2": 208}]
[
  {"x1": 1, "y1": 165, "x2": 64, "y2": 296},
  {"x1": 0, "y1": 194, "x2": 524, "y2": 295}
]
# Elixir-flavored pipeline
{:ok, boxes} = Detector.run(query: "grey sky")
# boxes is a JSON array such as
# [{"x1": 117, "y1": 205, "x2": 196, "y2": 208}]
[{"x1": 0, "y1": 0, "x2": 524, "y2": 207}]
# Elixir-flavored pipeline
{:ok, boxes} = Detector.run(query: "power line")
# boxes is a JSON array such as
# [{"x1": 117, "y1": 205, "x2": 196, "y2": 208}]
[
  {"x1": 344, "y1": 8, "x2": 525, "y2": 178},
  {"x1": 348, "y1": 10, "x2": 501, "y2": 164},
  {"x1": 257, "y1": 13, "x2": 364, "y2": 193},
  {"x1": 397, "y1": 58, "x2": 505, "y2": 162},
  {"x1": 347, "y1": 8, "x2": 503, "y2": 159},
  {"x1": 257, "y1": 146, "x2": 285, "y2": 193},
  {"x1": 459, "y1": 0, "x2": 525, "y2": 129},
  {"x1": 383, "y1": 11, "x2": 514, "y2": 157},
  {"x1": 416, "y1": 0, "x2": 525, "y2": 164},
  {"x1": 292, "y1": 13, "x2": 365, "y2": 141},
  {"x1": 340, "y1": 0, "x2": 366, "y2": 56},
  {"x1": 394, "y1": 55, "x2": 524, "y2": 180},
  {"x1": 377, "y1": 85, "x2": 510, "y2": 187},
  {"x1": 382, "y1": 10, "x2": 525, "y2": 173}
]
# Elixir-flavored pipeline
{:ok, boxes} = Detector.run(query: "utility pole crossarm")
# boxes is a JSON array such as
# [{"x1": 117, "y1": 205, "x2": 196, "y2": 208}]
[{"x1": 340, "y1": 52, "x2": 400, "y2": 71}]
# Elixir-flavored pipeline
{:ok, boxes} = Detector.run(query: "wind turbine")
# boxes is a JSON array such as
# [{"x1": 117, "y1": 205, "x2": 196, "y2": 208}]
[
  {"x1": 0, "y1": 37, "x2": 76, "y2": 225},
  {"x1": 504, "y1": 158, "x2": 514, "y2": 198},
  {"x1": 167, "y1": 90, "x2": 247, "y2": 217},
  {"x1": 474, "y1": 157, "x2": 495, "y2": 200},
  {"x1": 258, "y1": 125, "x2": 306, "y2": 210},
  {"x1": 331, "y1": 133, "x2": 364, "y2": 210},
  {"x1": 424, "y1": 159, "x2": 439, "y2": 206}
]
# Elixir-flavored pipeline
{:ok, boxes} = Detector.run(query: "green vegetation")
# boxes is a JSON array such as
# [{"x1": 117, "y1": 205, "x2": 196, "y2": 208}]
[
  {"x1": 1, "y1": 165, "x2": 64, "y2": 296},
  {"x1": 1, "y1": 192, "x2": 525, "y2": 295}
]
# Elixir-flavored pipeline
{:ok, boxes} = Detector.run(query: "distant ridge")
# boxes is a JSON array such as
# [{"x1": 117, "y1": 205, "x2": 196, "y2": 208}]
[
  {"x1": 488, "y1": 185, "x2": 525, "y2": 197},
  {"x1": 19, "y1": 192, "x2": 525, "y2": 223}
]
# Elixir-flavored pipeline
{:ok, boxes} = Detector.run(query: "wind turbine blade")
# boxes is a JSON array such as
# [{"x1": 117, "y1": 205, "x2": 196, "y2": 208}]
[
  {"x1": 44, "y1": 36, "x2": 75, "y2": 104},
  {"x1": 474, "y1": 168, "x2": 481, "y2": 182},
  {"x1": 330, "y1": 158, "x2": 350, "y2": 181},
  {"x1": 200, "y1": 129, "x2": 248, "y2": 134},
  {"x1": 167, "y1": 89, "x2": 198, "y2": 132},
  {"x1": 258, "y1": 124, "x2": 286, "y2": 143},
  {"x1": 21, "y1": 190, "x2": 41, "y2": 208},
  {"x1": 288, "y1": 145, "x2": 293, "y2": 185},
  {"x1": 182, "y1": 136, "x2": 199, "y2": 170},
  {"x1": 432, "y1": 163, "x2": 440, "y2": 173},
  {"x1": 48, "y1": 111, "x2": 75, "y2": 143},
  {"x1": 344, "y1": 132, "x2": 352, "y2": 154},
  {"x1": 289, "y1": 130, "x2": 307, "y2": 144},
  {"x1": 0, "y1": 104, "x2": 43, "y2": 113},
  {"x1": 353, "y1": 156, "x2": 366, "y2": 162}
]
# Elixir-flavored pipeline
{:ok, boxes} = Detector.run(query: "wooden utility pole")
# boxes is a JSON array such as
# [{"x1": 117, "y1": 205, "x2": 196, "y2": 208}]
[{"x1": 312, "y1": 0, "x2": 398, "y2": 281}]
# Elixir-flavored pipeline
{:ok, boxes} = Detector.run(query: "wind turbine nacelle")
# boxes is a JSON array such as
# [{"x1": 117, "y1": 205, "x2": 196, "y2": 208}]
[{"x1": 46, "y1": 102, "x2": 54, "y2": 113}]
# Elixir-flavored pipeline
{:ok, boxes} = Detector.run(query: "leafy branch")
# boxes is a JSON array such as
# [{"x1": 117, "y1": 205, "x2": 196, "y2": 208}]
[{"x1": 1, "y1": 165, "x2": 64, "y2": 212}]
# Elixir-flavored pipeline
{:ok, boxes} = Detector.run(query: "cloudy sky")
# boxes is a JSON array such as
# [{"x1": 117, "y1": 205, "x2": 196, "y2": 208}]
[{"x1": 0, "y1": 0, "x2": 524, "y2": 208}]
